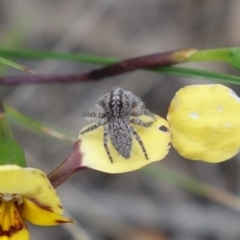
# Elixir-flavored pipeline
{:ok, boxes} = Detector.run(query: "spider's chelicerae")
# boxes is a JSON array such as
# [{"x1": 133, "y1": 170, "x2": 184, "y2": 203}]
[{"x1": 80, "y1": 87, "x2": 156, "y2": 163}]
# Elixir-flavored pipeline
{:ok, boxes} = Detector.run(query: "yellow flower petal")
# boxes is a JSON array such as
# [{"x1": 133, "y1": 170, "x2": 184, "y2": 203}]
[
  {"x1": 167, "y1": 84, "x2": 240, "y2": 162},
  {"x1": 21, "y1": 198, "x2": 72, "y2": 226},
  {"x1": 79, "y1": 115, "x2": 171, "y2": 173},
  {"x1": 0, "y1": 165, "x2": 71, "y2": 239},
  {"x1": 0, "y1": 227, "x2": 29, "y2": 240},
  {"x1": 0, "y1": 165, "x2": 63, "y2": 215},
  {"x1": 0, "y1": 199, "x2": 26, "y2": 240}
]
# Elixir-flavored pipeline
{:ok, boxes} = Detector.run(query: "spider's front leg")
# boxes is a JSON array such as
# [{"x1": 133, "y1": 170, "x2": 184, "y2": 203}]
[
  {"x1": 130, "y1": 117, "x2": 154, "y2": 128},
  {"x1": 103, "y1": 124, "x2": 114, "y2": 163},
  {"x1": 80, "y1": 118, "x2": 106, "y2": 135},
  {"x1": 96, "y1": 94, "x2": 108, "y2": 109},
  {"x1": 83, "y1": 111, "x2": 104, "y2": 119}
]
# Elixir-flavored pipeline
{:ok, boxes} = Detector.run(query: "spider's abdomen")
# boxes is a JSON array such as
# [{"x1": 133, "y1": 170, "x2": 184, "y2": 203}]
[{"x1": 109, "y1": 120, "x2": 132, "y2": 158}]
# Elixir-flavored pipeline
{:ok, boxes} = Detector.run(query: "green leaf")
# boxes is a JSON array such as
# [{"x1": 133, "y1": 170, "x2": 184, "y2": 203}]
[
  {"x1": 5, "y1": 105, "x2": 75, "y2": 143},
  {"x1": 0, "y1": 49, "x2": 118, "y2": 65},
  {"x1": 0, "y1": 137, "x2": 26, "y2": 167},
  {"x1": 0, "y1": 108, "x2": 26, "y2": 167},
  {"x1": 0, "y1": 56, "x2": 35, "y2": 73},
  {"x1": 155, "y1": 66, "x2": 240, "y2": 85}
]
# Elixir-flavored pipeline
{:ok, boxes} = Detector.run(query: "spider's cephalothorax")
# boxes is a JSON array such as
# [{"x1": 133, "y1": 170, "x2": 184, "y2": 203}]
[{"x1": 80, "y1": 87, "x2": 156, "y2": 163}]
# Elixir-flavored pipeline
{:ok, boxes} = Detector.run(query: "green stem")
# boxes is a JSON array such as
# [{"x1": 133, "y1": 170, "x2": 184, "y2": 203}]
[
  {"x1": 188, "y1": 48, "x2": 230, "y2": 62},
  {"x1": 188, "y1": 48, "x2": 240, "y2": 71}
]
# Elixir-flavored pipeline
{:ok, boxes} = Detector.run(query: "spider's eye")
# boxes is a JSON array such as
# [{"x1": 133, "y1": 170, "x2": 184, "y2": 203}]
[{"x1": 159, "y1": 125, "x2": 168, "y2": 132}]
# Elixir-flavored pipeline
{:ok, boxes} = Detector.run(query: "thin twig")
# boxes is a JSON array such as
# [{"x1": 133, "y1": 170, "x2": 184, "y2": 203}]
[{"x1": 0, "y1": 49, "x2": 196, "y2": 85}]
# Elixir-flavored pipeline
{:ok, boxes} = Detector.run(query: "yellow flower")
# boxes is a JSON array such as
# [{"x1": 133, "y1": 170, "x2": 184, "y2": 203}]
[
  {"x1": 167, "y1": 84, "x2": 240, "y2": 162},
  {"x1": 79, "y1": 115, "x2": 171, "y2": 173},
  {"x1": 0, "y1": 165, "x2": 72, "y2": 240}
]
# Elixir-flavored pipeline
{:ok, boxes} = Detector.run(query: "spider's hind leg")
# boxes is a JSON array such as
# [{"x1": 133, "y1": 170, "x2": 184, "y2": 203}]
[
  {"x1": 103, "y1": 124, "x2": 114, "y2": 163},
  {"x1": 132, "y1": 108, "x2": 156, "y2": 120},
  {"x1": 127, "y1": 125, "x2": 149, "y2": 160}
]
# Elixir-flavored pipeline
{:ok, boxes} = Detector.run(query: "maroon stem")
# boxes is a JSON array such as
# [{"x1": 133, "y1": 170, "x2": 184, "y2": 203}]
[
  {"x1": 0, "y1": 98, "x2": 4, "y2": 115},
  {"x1": 48, "y1": 140, "x2": 86, "y2": 188},
  {"x1": 0, "y1": 48, "x2": 196, "y2": 85}
]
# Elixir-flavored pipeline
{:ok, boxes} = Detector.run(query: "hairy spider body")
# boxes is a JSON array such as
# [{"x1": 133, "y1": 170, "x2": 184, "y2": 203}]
[{"x1": 80, "y1": 87, "x2": 156, "y2": 163}]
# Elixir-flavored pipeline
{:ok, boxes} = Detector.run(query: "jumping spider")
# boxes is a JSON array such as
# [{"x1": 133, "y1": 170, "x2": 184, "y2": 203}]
[{"x1": 80, "y1": 87, "x2": 156, "y2": 163}]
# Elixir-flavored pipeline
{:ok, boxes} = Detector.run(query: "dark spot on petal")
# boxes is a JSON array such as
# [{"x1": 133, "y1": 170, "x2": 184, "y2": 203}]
[
  {"x1": 27, "y1": 197, "x2": 53, "y2": 212},
  {"x1": 58, "y1": 204, "x2": 63, "y2": 209},
  {"x1": 0, "y1": 206, "x2": 25, "y2": 237},
  {"x1": 40, "y1": 173, "x2": 46, "y2": 178},
  {"x1": 0, "y1": 225, "x2": 23, "y2": 237},
  {"x1": 36, "y1": 186, "x2": 42, "y2": 193},
  {"x1": 56, "y1": 219, "x2": 74, "y2": 224},
  {"x1": 159, "y1": 125, "x2": 168, "y2": 132}
]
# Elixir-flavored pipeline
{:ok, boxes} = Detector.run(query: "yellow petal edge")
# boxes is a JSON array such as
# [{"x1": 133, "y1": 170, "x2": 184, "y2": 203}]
[
  {"x1": 79, "y1": 115, "x2": 171, "y2": 173},
  {"x1": 0, "y1": 165, "x2": 62, "y2": 215},
  {"x1": 0, "y1": 165, "x2": 72, "y2": 229},
  {"x1": 167, "y1": 84, "x2": 240, "y2": 162}
]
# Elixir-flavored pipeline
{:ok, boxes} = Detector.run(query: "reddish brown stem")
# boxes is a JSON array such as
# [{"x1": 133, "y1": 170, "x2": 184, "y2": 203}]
[
  {"x1": 0, "y1": 48, "x2": 196, "y2": 85},
  {"x1": 0, "y1": 98, "x2": 4, "y2": 116},
  {"x1": 88, "y1": 48, "x2": 195, "y2": 79},
  {"x1": 48, "y1": 140, "x2": 86, "y2": 188}
]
